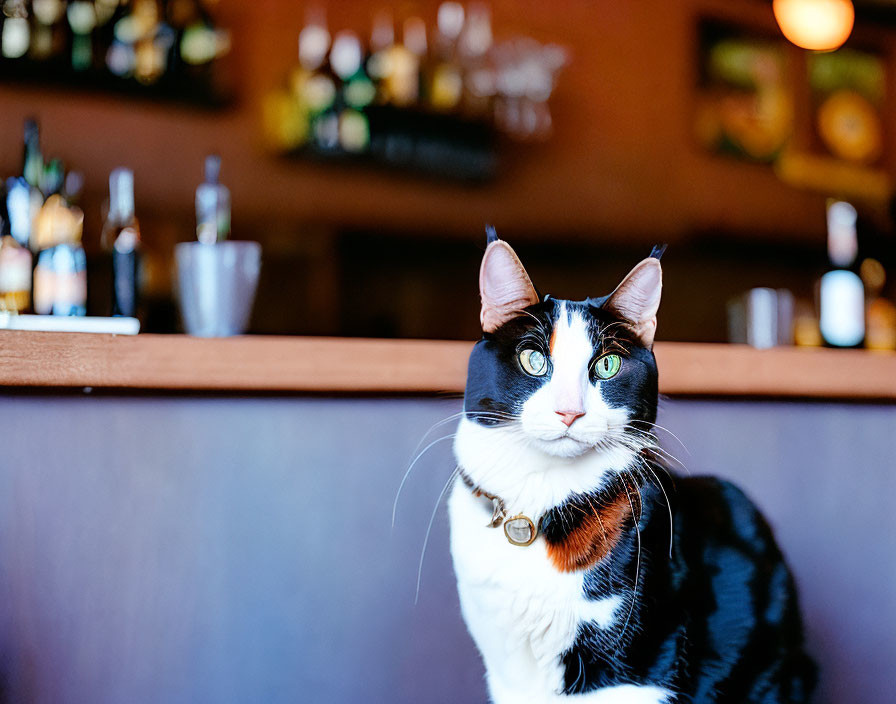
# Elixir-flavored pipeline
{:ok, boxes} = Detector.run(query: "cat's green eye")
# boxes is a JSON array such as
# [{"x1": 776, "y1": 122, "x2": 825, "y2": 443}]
[
  {"x1": 594, "y1": 354, "x2": 622, "y2": 380},
  {"x1": 519, "y1": 348, "x2": 548, "y2": 377}
]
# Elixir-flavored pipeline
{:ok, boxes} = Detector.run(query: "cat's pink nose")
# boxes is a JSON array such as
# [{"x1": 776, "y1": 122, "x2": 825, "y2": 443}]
[{"x1": 556, "y1": 410, "x2": 585, "y2": 427}]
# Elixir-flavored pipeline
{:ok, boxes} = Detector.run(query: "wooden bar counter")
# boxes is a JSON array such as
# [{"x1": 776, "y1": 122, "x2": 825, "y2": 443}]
[
  {"x1": 1, "y1": 330, "x2": 895, "y2": 399},
  {"x1": 0, "y1": 331, "x2": 893, "y2": 704}
]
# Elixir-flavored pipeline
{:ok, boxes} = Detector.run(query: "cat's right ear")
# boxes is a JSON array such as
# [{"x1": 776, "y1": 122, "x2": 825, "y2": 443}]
[
  {"x1": 603, "y1": 256, "x2": 663, "y2": 348},
  {"x1": 479, "y1": 238, "x2": 539, "y2": 333}
]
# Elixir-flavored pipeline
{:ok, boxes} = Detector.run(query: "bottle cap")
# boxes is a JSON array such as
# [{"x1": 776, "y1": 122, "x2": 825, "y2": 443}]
[
  {"x1": 299, "y1": 23, "x2": 330, "y2": 70},
  {"x1": 331, "y1": 31, "x2": 362, "y2": 79},
  {"x1": 109, "y1": 167, "x2": 135, "y2": 221},
  {"x1": 826, "y1": 200, "x2": 858, "y2": 268},
  {"x1": 204, "y1": 155, "x2": 221, "y2": 184},
  {"x1": 437, "y1": 2, "x2": 465, "y2": 41}
]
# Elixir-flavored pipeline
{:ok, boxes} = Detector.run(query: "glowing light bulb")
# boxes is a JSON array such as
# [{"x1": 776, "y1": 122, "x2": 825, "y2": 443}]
[{"x1": 773, "y1": 0, "x2": 854, "y2": 51}]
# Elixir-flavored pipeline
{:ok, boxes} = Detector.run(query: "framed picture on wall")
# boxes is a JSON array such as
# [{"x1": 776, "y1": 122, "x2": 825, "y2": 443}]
[
  {"x1": 807, "y1": 48, "x2": 886, "y2": 167},
  {"x1": 694, "y1": 19, "x2": 794, "y2": 164},
  {"x1": 776, "y1": 45, "x2": 891, "y2": 201}
]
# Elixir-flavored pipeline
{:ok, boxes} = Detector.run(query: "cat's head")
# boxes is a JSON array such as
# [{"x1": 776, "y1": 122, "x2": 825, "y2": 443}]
[{"x1": 459, "y1": 234, "x2": 663, "y2": 482}]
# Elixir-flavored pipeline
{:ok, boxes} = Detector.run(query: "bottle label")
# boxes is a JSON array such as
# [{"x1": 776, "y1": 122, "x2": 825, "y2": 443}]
[{"x1": 820, "y1": 270, "x2": 865, "y2": 347}]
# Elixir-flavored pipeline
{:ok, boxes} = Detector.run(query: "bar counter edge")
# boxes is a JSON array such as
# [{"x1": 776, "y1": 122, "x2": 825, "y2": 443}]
[{"x1": 1, "y1": 330, "x2": 894, "y2": 400}]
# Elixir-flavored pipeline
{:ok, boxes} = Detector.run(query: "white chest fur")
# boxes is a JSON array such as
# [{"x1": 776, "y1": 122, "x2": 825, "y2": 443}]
[
  {"x1": 449, "y1": 420, "x2": 671, "y2": 704},
  {"x1": 450, "y1": 482, "x2": 675, "y2": 704},
  {"x1": 449, "y1": 481, "x2": 589, "y2": 697}
]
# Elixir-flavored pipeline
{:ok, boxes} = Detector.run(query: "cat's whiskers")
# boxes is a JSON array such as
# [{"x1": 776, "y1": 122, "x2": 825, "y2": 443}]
[
  {"x1": 415, "y1": 466, "x2": 461, "y2": 604},
  {"x1": 393, "y1": 433, "x2": 457, "y2": 527},
  {"x1": 395, "y1": 411, "x2": 522, "y2": 526},
  {"x1": 618, "y1": 425, "x2": 689, "y2": 475},
  {"x1": 617, "y1": 480, "x2": 642, "y2": 647},
  {"x1": 406, "y1": 413, "x2": 467, "y2": 466},
  {"x1": 629, "y1": 453, "x2": 675, "y2": 558},
  {"x1": 627, "y1": 419, "x2": 692, "y2": 457}
]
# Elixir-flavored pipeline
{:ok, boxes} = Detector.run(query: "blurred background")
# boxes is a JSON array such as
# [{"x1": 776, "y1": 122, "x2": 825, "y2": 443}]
[
  {"x1": 1, "y1": 0, "x2": 895, "y2": 344},
  {"x1": 3, "y1": 4, "x2": 896, "y2": 703}
]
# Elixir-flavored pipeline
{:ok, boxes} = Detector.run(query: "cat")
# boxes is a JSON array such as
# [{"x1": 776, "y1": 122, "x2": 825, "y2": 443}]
[{"x1": 448, "y1": 230, "x2": 816, "y2": 703}]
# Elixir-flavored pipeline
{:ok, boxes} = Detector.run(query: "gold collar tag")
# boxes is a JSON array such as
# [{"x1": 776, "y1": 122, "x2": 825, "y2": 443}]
[
  {"x1": 466, "y1": 478, "x2": 538, "y2": 546},
  {"x1": 503, "y1": 514, "x2": 538, "y2": 546}
]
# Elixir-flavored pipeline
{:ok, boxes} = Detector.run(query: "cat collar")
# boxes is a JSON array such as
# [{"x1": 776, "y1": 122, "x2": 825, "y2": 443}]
[{"x1": 460, "y1": 472, "x2": 539, "y2": 547}]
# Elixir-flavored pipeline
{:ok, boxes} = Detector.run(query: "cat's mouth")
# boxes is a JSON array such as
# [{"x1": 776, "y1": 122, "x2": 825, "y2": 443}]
[{"x1": 531, "y1": 432, "x2": 593, "y2": 458}]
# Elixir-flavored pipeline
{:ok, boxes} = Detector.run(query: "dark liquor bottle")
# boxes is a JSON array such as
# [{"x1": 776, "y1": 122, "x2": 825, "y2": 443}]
[
  {"x1": 22, "y1": 118, "x2": 43, "y2": 191},
  {"x1": 30, "y1": 0, "x2": 67, "y2": 61},
  {"x1": 818, "y1": 200, "x2": 865, "y2": 347},
  {"x1": 66, "y1": 0, "x2": 98, "y2": 71},
  {"x1": 101, "y1": 168, "x2": 141, "y2": 317},
  {"x1": 19, "y1": 119, "x2": 45, "y2": 254}
]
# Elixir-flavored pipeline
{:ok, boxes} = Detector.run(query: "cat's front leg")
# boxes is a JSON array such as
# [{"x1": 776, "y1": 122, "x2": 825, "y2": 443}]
[
  {"x1": 566, "y1": 684, "x2": 674, "y2": 704},
  {"x1": 486, "y1": 681, "x2": 673, "y2": 704}
]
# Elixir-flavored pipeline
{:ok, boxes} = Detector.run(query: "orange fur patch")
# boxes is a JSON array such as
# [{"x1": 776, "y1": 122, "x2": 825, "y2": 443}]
[{"x1": 546, "y1": 489, "x2": 639, "y2": 573}]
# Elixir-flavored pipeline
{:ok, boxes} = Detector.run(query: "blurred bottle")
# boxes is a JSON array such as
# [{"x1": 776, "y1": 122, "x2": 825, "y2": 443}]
[
  {"x1": 67, "y1": 0, "x2": 97, "y2": 71},
  {"x1": 860, "y1": 256, "x2": 896, "y2": 350},
  {"x1": 295, "y1": 12, "x2": 339, "y2": 152},
  {"x1": 457, "y1": 2, "x2": 494, "y2": 117},
  {"x1": 0, "y1": 179, "x2": 33, "y2": 313},
  {"x1": 1, "y1": 0, "x2": 31, "y2": 59},
  {"x1": 366, "y1": 11, "x2": 420, "y2": 107},
  {"x1": 0, "y1": 119, "x2": 44, "y2": 312},
  {"x1": 32, "y1": 194, "x2": 87, "y2": 316},
  {"x1": 169, "y1": 0, "x2": 231, "y2": 80},
  {"x1": 101, "y1": 168, "x2": 141, "y2": 317},
  {"x1": 195, "y1": 155, "x2": 230, "y2": 243},
  {"x1": 22, "y1": 118, "x2": 44, "y2": 192},
  {"x1": 818, "y1": 200, "x2": 865, "y2": 347},
  {"x1": 366, "y1": 9, "x2": 394, "y2": 101},
  {"x1": 427, "y1": 2, "x2": 465, "y2": 112},
  {"x1": 404, "y1": 17, "x2": 427, "y2": 101},
  {"x1": 105, "y1": 0, "x2": 137, "y2": 77},
  {"x1": 30, "y1": 0, "x2": 67, "y2": 60},
  {"x1": 111, "y1": 0, "x2": 174, "y2": 84},
  {"x1": 330, "y1": 30, "x2": 373, "y2": 153}
]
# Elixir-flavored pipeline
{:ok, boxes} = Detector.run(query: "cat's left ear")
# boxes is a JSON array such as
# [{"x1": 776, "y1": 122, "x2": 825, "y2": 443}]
[
  {"x1": 479, "y1": 236, "x2": 540, "y2": 333},
  {"x1": 603, "y1": 250, "x2": 664, "y2": 348}
]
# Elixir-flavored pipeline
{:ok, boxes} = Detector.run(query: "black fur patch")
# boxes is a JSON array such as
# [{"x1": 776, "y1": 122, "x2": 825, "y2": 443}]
[
  {"x1": 461, "y1": 266, "x2": 816, "y2": 701},
  {"x1": 464, "y1": 297, "x2": 658, "y2": 428},
  {"x1": 559, "y1": 475, "x2": 816, "y2": 700}
]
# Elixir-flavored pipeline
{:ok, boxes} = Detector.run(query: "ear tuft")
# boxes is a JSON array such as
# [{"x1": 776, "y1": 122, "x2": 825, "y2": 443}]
[
  {"x1": 649, "y1": 243, "x2": 667, "y2": 261},
  {"x1": 604, "y1": 257, "x2": 663, "y2": 348},
  {"x1": 479, "y1": 239, "x2": 539, "y2": 333},
  {"x1": 485, "y1": 224, "x2": 499, "y2": 244}
]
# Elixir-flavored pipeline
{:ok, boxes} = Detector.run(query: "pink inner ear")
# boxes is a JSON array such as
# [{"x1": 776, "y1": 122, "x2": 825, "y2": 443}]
[
  {"x1": 605, "y1": 258, "x2": 662, "y2": 346},
  {"x1": 479, "y1": 241, "x2": 539, "y2": 333},
  {"x1": 616, "y1": 261, "x2": 660, "y2": 319}
]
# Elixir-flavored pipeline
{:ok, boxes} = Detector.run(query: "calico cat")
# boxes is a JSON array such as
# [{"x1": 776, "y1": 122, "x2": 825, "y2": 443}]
[{"x1": 448, "y1": 231, "x2": 815, "y2": 703}]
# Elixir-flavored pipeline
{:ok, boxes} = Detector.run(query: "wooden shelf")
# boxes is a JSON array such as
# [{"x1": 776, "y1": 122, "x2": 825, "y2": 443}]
[{"x1": 1, "y1": 331, "x2": 895, "y2": 399}]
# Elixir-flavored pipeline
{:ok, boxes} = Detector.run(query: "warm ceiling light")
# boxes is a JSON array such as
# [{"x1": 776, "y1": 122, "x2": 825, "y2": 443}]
[{"x1": 773, "y1": 0, "x2": 855, "y2": 51}]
